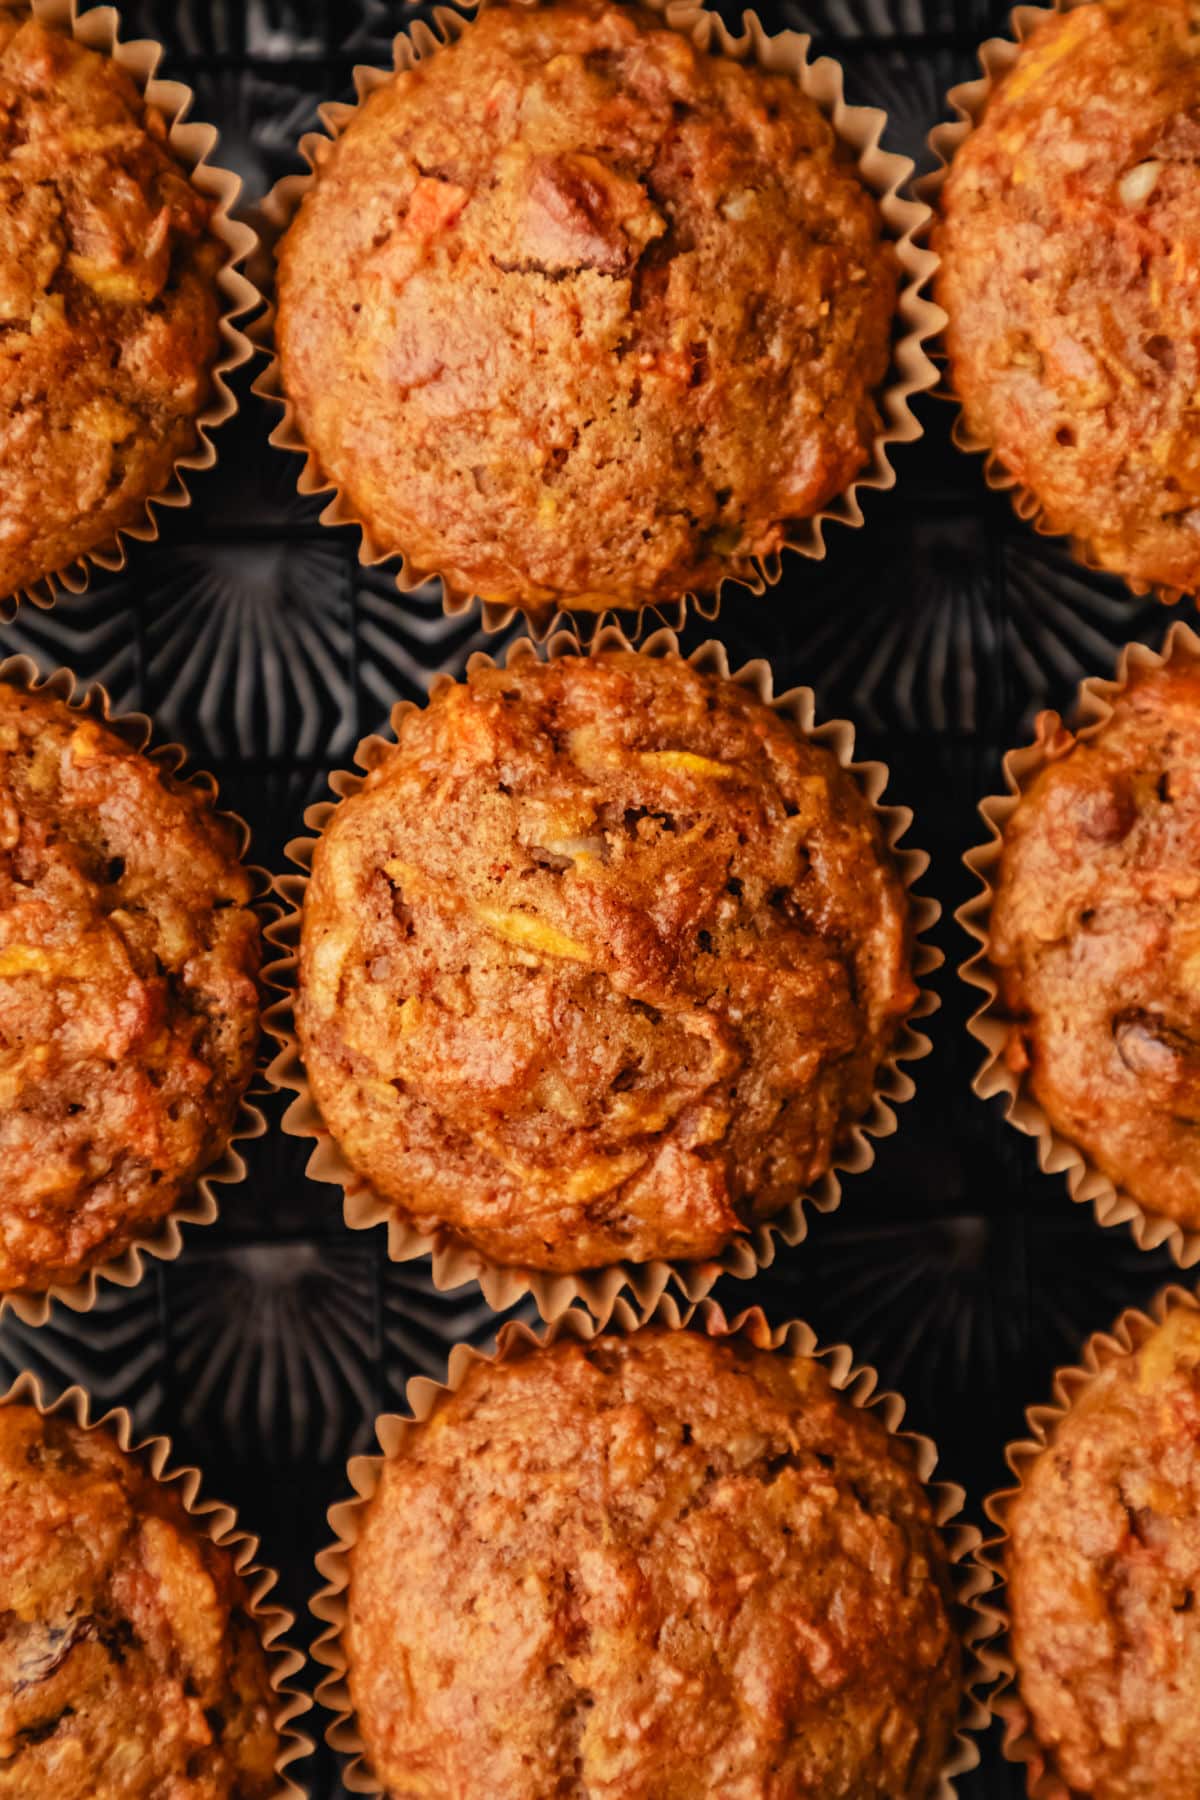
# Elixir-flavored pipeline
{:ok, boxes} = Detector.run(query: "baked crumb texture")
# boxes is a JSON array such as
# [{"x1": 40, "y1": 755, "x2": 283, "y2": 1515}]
[
  {"x1": 0, "y1": 681, "x2": 261, "y2": 1295},
  {"x1": 275, "y1": 0, "x2": 898, "y2": 612},
  {"x1": 935, "y1": 0, "x2": 1200, "y2": 597},
  {"x1": 0, "y1": 10, "x2": 223, "y2": 601},
  {"x1": 346, "y1": 1330, "x2": 962, "y2": 1800},
  {"x1": 0, "y1": 1404, "x2": 281, "y2": 1798},
  {"x1": 297, "y1": 652, "x2": 917, "y2": 1274},
  {"x1": 989, "y1": 659, "x2": 1200, "y2": 1230},
  {"x1": 1007, "y1": 1305, "x2": 1200, "y2": 1800}
]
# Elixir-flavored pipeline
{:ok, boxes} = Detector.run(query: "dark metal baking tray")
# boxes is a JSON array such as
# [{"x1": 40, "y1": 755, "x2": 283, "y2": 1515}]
[{"x1": 0, "y1": 2, "x2": 1187, "y2": 1792}]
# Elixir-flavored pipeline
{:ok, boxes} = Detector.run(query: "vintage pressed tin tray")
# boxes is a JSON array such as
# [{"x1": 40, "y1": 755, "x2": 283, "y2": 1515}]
[{"x1": 0, "y1": 1, "x2": 1191, "y2": 1793}]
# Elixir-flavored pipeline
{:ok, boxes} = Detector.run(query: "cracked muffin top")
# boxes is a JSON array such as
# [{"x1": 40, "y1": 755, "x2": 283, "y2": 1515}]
[
  {"x1": 274, "y1": 0, "x2": 898, "y2": 613},
  {"x1": 934, "y1": 0, "x2": 1200, "y2": 597},
  {"x1": 1007, "y1": 1305, "x2": 1200, "y2": 1800},
  {"x1": 988, "y1": 655, "x2": 1200, "y2": 1230},
  {"x1": 0, "y1": 1403, "x2": 281, "y2": 1798},
  {"x1": 347, "y1": 1328, "x2": 962, "y2": 1800},
  {"x1": 297, "y1": 651, "x2": 917, "y2": 1273},
  {"x1": 0, "y1": 681, "x2": 261, "y2": 1295},
  {"x1": 0, "y1": 9, "x2": 224, "y2": 601}
]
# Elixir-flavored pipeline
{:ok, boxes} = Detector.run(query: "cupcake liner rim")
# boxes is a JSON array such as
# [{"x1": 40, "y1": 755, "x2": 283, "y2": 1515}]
[
  {"x1": 974, "y1": 1281, "x2": 1200, "y2": 1798},
  {"x1": 263, "y1": 623, "x2": 941, "y2": 1324},
  {"x1": 249, "y1": 0, "x2": 941, "y2": 638},
  {"x1": 0, "y1": 652, "x2": 273, "y2": 1328},
  {"x1": 918, "y1": 0, "x2": 1190, "y2": 609},
  {"x1": 956, "y1": 619, "x2": 1200, "y2": 1270},
  {"x1": 0, "y1": 1368, "x2": 313, "y2": 1795},
  {"x1": 308, "y1": 1292, "x2": 990, "y2": 1799},
  {"x1": 6, "y1": 0, "x2": 262, "y2": 619}
]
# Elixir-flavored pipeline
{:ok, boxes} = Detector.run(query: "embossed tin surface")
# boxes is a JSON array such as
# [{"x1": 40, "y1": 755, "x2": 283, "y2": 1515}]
[{"x1": 0, "y1": 2, "x2": 1188, "y2": 1792}]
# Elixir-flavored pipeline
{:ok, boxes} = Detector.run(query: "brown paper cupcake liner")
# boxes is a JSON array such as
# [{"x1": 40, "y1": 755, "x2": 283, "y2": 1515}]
[
  {"x1": 0, "y1": 1369, "x2": 313, "y2": 1794},
  {"x1": 6, "y1": 0, "x2": 261, "y2": 619},
  {"x1": 958, "y1": 620, "x2": 1200, "y2": 1268},
  {"x1": 920, "y1": 0, "x2": 1189, "y2": 610},
  {"x1": 974, "y1": 1280, "x2": 1200, "y2": 1797},
  {"x1": 310, "y1": 1293, "x2": 990, "y2": 1797},
  {"x1": 264, "y1": 622, "x2": 940, "y2": 1322},
  {"x1": 0, "y1": 653, "x2": 272, "y2": 1327},
  {"x1": 250, "y1": 0, "x2": 941, "y2": 639}
]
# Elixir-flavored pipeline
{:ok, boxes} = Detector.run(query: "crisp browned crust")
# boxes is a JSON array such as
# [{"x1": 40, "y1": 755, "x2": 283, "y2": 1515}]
[
  {"x1": 934, "y1": 0, "x2": 1200, "y2": 596},
  {"x1": 0, "y1": 10, "x2": 223, "y2": 599},
  {"x1": 1008, "y1": 1306, "x2": 1200, "y2": 1800},
  {"x1": 0, "y1": 1404, "x2": 280, "y2": 1798},
  {"x1": 0, "y1": 682, "x2": 261, "y2": 1293},
  {"x1": 347, "y1": 1330, "x2": 962, "y2": 1799},
  {"x1": 296, "y1": 652, "x2": 916, "y2": 1272},
  {"x1": 275, "y1": 0, "x2": 897, "y2": 611},
  {"x1": 989, "y1": 659, "x2": 1200, "y2": 1229}
]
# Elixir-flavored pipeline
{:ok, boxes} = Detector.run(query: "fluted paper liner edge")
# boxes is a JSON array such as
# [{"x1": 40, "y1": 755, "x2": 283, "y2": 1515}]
[
  {"x1": 920, "y1": 0, "x2": 1189, "y2": 610},
  {"x1": 250, "y1": 0, "x2": 941, "y2": 640},
  {"x1": 0, "y1": 1370, "x2": 313, "y2": 1793},
  {"x1": 8, "y1": 0, "x2": 260, "y2": 618},
  {"x1": 957, "y1": 621, "x2": 1200, "y2": 1268},
  {"x1": 0, "y1": 654, "x2": 272, "y2": 1326},
  {"x1": 307, "y1": 1295, "x2": 990, "y2": 1796},
  {"x1": 975, "y1": 1282, "x2": 1200, "y2": 1798},
  {"x1": 263, "y1": 623, "x2": 940, "y2": 1323}
]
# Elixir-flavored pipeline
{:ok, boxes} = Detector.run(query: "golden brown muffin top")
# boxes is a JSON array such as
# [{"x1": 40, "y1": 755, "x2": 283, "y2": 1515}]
[
  {"x1": 990, "y1": 657, "x2": 1200, "y2": 1229},
  {"x1": 1008, "y1": 1306, "x2": 1200, "y2": 1800},
  {"x1": 348, "y1": 1329, "x2": 962, "y2": 1800},
  {"x1": 0, "y1": 682, "x2": 261, "y2": 1294},
  {"x1": 0, "y1": 1404, "x2": 281, "y2": 1798},
  {"x1": 934, "y1": 0, "x2": 1200, "y2": 596},
  {"x1": 297, "y1": 652, "x2": 916, "y2": 1273},
  {"x1": 275, "y1": 0, "x2": 897, "y2": 612},
  {"x1": 0, "y1": 9, "x2": 223, "y2": 601}
]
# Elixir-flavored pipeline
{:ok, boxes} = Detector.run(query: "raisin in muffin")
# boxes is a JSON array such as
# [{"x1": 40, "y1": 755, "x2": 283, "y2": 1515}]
[
  {"x1": 297, "y1": 650, "x2": 918, "y2": 1273},
  {"x1": 345, "y1": 1328, "x2": 962, "y2": 1798},
  {"x1": 274, "y1": 0, "x2": 898, "y2": 613},
  {"x1": 0, "y1": 680, "x2": 261, "y2": 1295},
  {"x1": 935, "y1": 0, "x2": 1200, "y2": 597},
  {"x1": 987, "y1": 655, "x2": 1200, "y2": 1231},
  {"x1": 0, "y1": 8, "x2": 225, "y2": 601},
  {"x1": 0, "y1": 1402, "x2": 281, "y2": 1797},
  {"x1": 1005, "y1": 1304, "x2": 1200, "y2": 1800}
]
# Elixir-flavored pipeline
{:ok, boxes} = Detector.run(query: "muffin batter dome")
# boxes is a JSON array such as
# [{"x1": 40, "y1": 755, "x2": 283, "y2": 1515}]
[
  {"x1": 297, "y1": 651, "x2": 917, "y2": 1272},
  {"x1": 0, "y1": 682, "x2": 261, "y2": 1293},
  {"x1": 989, "y1": 658, "x2": 1200, "y2": 1230},
  {"x1": 0, "y1": 10, "x2": 224, "y2": 599},
  {"x1": 275, "y1": 0, "x2": 898, "y2": 611},
  {"x1": 935, "y1": 0, "x2": 1200, "y2": 596},
  {"x1": 0, "y1": 1404, "x2": 280, "y2": 1798},
  {"x1": 1007, "y1": 1305, "x2": 1200, "y2": 1800},
  {"x1": 347, "y1": 1329, "x2": 962, "y2": 1799}
]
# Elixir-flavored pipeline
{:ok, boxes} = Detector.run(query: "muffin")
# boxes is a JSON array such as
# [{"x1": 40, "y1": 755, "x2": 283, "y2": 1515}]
[
  {"x1": 0, "y1": 679, "x2": 261, "y2": 1294},
  {"x1": 344, "y1": 1328, "x2": 962, "y2": 1798},
  {"x1": 934, "y1": 0, "x2": 1200, "y2": 597},
  {"x1": 987, "y1": 657, "x2": 1200, "y2": 1232},
  {"x1": 0, "y1": 1402, "x2": 281, "y2": 1796},
  {"x1": 296, "y1": 650, "x2": 918, "y2": 1273},
  {"x1": 0, "y1": 8, "x2": 225, "y2": 601},
  {"x1": 1003, "y1": 1303, "x2": 1200, "y2": 1800},
  {"x1": 274, "y1": 0, "x2": 898, "y2": 613}
]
